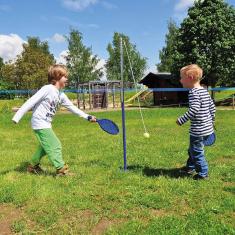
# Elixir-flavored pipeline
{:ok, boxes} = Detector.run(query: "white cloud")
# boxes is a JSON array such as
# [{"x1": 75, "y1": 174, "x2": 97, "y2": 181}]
[
  {"x1": 174, "y1": 0, "x2": 195, "y2": 12},
  {"x1": 56, "y1": 50, "x2": 68, "y2": 64},
  {"x1": 0, "y1": 34, "x2": 25, "y2": 62},
  {"x1": 62, "y1": 0, "x2": 98, "y2": 11},
  {"x1": 52, "y1": 33, "x2": 66, "y2": 43}
]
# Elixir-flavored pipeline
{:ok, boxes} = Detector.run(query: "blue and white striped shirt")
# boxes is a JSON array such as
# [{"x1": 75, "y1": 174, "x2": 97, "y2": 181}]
[{"x1": 178, "y1": 88, "x2": 216, "y2": 137}]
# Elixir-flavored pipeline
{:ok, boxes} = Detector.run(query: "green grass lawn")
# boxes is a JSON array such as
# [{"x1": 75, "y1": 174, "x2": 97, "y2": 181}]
[{"x1": 0, "y1": 108, "x2": 234, "y2": 234}]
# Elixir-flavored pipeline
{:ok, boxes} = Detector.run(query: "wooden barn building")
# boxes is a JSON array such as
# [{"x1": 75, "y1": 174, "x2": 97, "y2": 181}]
[{"x1": 139, "y1": 72, "x2": 188, "y2": 106}]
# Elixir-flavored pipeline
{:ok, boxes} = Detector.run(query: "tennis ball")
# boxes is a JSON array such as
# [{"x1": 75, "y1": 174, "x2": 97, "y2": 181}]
[{"x1": 144, "y1": 132, "x2": 150, "y2": 138}]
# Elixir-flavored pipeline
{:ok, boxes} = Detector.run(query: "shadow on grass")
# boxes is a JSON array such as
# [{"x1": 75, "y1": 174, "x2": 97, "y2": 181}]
[
  {"x1": 0, "y1": 161, "x2": 55, "y2": 177},
  {"x1": 127, "y1": 165, "x2": 188, "y2": 178},
  {"x1": 14, "y1": 161, "x2": 29, "y2": 172},
  {"x1": 0, "y1": 162, "x2": 189, "y2": 178}
]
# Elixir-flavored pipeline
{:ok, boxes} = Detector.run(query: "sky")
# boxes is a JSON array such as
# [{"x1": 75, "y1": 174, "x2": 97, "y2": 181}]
[{"x1": 0, "y1": 0, "x2": 235, "y2": 74}]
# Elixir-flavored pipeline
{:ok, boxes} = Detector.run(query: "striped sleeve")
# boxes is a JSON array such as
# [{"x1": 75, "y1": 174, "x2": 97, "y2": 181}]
[
  {"x1": 209, "y1": 98, "x2": 216, "y2": 122},
  {"x1": 177, "y1": 90, "x2": 201, "y2": 125}
]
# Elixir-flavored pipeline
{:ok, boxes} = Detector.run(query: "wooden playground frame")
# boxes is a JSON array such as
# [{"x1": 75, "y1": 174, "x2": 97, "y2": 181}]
[{"x1": 76, "y1": 80, "x2": 124, "y2": 110}]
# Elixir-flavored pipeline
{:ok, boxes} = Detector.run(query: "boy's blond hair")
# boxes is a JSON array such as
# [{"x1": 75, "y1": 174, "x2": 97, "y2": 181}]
[
  {"x1": 180, "y1": 64, "x2": 203, "y2": 81},
  {"x1": 48, "y1": 64, "x2": 68, "y2": 85}
]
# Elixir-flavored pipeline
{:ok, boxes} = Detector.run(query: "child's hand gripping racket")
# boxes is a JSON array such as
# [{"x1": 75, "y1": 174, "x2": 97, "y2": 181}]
[{"x1": 88, "y1": 116, "x2": 119, "y2": 135}]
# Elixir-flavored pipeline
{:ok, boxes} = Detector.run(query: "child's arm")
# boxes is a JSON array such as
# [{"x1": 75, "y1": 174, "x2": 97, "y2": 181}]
[
  {"x1": 177, "y1": 91, "x2": 201, "y2": 125},
  {"x1": 60, "y1": 93, "x2": 95, "y2": 121},
  {"x1": 12, "y1": 86, "x2": 48, "y2": 123},
  {"x1": 209, "y1": 98, "x2": 216, "y2": 123}
]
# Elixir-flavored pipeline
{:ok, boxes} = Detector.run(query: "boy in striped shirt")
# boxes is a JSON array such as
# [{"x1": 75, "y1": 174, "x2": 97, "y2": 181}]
[{"x1": 177, "y1": 64, "x2": 216, "y2": 180}]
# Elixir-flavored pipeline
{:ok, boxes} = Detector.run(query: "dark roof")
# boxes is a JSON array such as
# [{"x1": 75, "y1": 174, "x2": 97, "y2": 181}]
[
  {"x1": 139, "y1": 72, "x2": 175, "y2": 87},
  {"x1": 139, "y1": 72, "x2": 172, "y2": 83}
]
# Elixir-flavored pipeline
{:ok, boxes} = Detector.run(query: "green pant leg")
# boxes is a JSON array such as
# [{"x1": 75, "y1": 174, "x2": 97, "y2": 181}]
[
  {"x1": 31, "y1": 144, "x2": 46, "y2": 166},
  {"x1": 34, "y1": 129, "x2": 65, "y2": 170}
]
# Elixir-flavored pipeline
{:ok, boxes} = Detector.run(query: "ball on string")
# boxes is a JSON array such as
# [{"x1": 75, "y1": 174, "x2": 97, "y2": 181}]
[{"x1": 143, "y1": 132, "x2": 150, "y2": 138}]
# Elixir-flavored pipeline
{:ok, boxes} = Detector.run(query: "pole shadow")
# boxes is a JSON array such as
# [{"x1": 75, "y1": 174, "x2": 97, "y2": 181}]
[{"x1": 127, "y1": 164, "x2": 189, "y2": 178}]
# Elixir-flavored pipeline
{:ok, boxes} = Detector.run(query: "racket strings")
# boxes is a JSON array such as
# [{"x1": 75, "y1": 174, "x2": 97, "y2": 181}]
[{"x1": 123, "y1": 40, "x2": 148, "y2": 134}]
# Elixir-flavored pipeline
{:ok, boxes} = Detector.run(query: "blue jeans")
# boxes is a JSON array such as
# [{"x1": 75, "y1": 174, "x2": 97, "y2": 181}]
[{"x1": 187, "y1": 135, "x2": 209, "y2": 177}]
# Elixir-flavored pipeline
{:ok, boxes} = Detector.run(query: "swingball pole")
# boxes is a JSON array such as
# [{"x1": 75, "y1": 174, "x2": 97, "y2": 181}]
[{"x1": 120, "y1": 37, "x2": 127, "y2": 171}]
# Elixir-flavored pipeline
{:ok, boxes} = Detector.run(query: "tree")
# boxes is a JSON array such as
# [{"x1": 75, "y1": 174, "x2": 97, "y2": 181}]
[
  {"x1": 1, "y1": 63, "x2": 16, "y2": 90},
  {"x1": 0, "y1": 57, "x2": 3, "y2": 71},
  {"x1": 65, "y1": 29, "x2": 102, "y2": 87},
  {"x1": 171, "y1": 0, "x2": 235, "y2": 86},
  {"x1": 106, "y1": 32, "x2": 147, "y2": 82},
  {"x1": 157, "y1": 20, "x2": 179, "y2": 72},
  {"x1": 0, "y1": 57, "x2": 4, "y2": 87},
  {"x1": 17, "y1": 37, "x2": 54, "y2": 90},
  {"x1": 2, "y1": 37, "x2": 54, "y2": 90},
  {"x1": 0, "y1": 57, "x2": 11, "y2": 90}
]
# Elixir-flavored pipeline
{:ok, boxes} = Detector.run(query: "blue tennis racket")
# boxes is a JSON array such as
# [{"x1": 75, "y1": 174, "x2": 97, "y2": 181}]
[
  {"x1": 203, "y1": 132, "x2": 216, "y2": 146},
  {"x1": 96, "y1": 119, "x2": 119, "y2": 135}
]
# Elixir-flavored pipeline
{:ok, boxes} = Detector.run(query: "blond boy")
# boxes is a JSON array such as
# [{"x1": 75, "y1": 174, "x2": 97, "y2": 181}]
[{"x1": 177, "y1": 64, "x2": 216, "y2": 180}]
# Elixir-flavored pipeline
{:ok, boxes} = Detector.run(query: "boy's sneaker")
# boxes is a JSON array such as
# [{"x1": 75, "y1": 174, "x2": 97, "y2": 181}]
[
  {"x1": 56, "y1": 164, "x2": 74, "y2": 176},
  {"x1": 27, "y1": 164, "x2": 45, "y2": 174},
  {"x1": 179, "y1": 166, "x2": 195, "y2": 175},
  {"x1": 193, "y1": 174, "x2": 208, "y2": 180}
]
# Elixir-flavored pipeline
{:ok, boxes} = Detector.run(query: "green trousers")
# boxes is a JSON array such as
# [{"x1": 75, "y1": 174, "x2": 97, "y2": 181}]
[{"x1": 31, "y1": 128, "x2": 64, "y2": 169}]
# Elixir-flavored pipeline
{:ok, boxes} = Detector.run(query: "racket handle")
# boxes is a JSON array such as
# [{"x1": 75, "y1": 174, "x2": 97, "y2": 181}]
[{"x1": 87, "y1": 115, "x2": 92, "y2": 121}]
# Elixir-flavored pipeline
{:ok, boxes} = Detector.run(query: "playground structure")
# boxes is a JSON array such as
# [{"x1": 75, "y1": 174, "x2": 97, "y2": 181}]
[
  {"x1": 75, "y1": 80, "x2": 134, "y2": 110},
  {"x1": 124, "y1": 85, "x2": 153, "y2": 106},
  {"x1": 74, "y1": 81, "x2": 154, "y2": 110}
]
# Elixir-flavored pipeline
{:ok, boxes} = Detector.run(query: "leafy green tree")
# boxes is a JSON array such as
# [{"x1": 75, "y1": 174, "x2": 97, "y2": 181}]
[
  {"x1": 157, "y1": 20, "x2": 179, "y2": 72},
  {"x1": 2, "y1": 37, "x2": 54, "y2": 90},
  {"x1": 0, "y1": 57, "x2": 4, "y2": 88},
  {"x1": 0, "y1": 57, "x2": 11, "y2": 90},
  {"x1": 18, "y1": 37, "x2": 54, "y2": 89},
  {"x1": 66, "y1": 29, "x2": 102, "y2": 87},
  {"x1": 106, "y1": 32, "x2": 147, "y2": 82},
  {"x1": 0, "y1": 57, "x2": 3, "y2": 71},
  {"x1": 1, "y1": 62, "x2": 16, "y2": 90},
  {"x1": 171, "y1": 0, "x2": 235, "y2": 86}
]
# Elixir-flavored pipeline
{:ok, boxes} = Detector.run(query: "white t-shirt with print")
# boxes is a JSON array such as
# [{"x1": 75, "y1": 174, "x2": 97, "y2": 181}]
[{"x1": 12, "y1": 84, "x2": 89, "y2": 129}]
